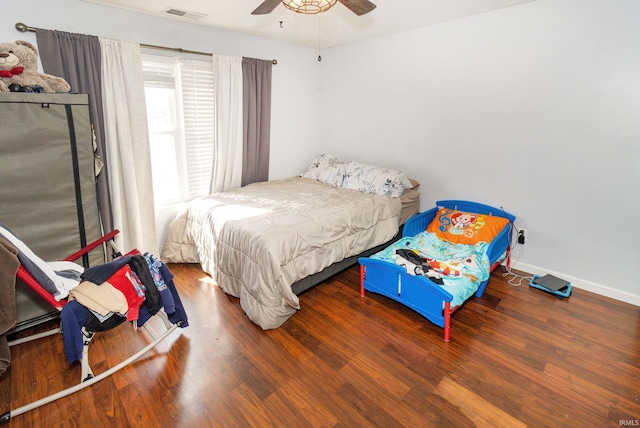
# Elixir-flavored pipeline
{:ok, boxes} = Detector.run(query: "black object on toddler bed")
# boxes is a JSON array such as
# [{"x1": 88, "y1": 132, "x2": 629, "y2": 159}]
[{"x1": 358, "y1": 200, "x2": 515, "y2": 342}]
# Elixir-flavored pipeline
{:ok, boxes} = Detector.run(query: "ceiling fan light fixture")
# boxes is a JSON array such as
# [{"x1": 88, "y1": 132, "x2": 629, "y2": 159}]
[{"x1": 282, "y1": 0, "x2": 338, "y2": 14}]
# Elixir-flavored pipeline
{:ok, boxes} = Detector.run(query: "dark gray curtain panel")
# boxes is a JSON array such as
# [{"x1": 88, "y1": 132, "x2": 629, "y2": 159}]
[
  {"x1": 241, "y1": 57, "x2": 272, "y2": 186},
  {"x1": 35, "y1": 30, "x2": 113, "y2": 234}
]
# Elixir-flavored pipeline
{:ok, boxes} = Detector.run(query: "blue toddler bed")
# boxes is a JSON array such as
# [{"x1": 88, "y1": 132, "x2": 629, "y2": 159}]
[{"x1": 358, "y1": 200, "x2": 515, "y2": 341}]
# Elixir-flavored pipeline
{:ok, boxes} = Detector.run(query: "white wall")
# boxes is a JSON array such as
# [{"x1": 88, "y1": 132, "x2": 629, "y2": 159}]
[
  {"x1": 322, "y1": 0, "x2": 640, "y2": 305},
  {"x1": 2, "y1": 0, "x2": 325, "y2": 247}
]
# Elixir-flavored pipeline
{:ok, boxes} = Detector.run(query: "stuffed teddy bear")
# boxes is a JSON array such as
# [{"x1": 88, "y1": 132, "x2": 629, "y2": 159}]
[{"x1": 0, "y1": 40, "x2": 71, "y2": 93}]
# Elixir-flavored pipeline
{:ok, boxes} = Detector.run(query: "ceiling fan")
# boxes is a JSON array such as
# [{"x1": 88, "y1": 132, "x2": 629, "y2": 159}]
[{"x1": 252, "y1": 0, "x2": 377, "y2": 16}]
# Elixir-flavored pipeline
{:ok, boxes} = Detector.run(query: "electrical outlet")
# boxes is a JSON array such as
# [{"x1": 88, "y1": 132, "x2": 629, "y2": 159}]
[{"x1": 518, "y1": 229, "x2": 527, "y2": 244}]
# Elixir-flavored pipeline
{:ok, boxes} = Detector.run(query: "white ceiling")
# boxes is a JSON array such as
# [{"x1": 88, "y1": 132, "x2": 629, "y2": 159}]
[{"x1": 83, "y1": 0, "x2": 535, "y2": 49}]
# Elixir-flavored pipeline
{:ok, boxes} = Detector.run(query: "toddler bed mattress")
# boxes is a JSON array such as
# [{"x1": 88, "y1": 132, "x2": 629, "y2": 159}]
[{"x1": 369, "y1": 232, "x2": 496, "y2": 308}]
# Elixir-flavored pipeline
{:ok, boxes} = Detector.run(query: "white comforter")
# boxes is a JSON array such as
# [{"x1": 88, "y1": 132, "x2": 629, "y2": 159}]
[{"x1": 161, "y1": 177, "x2": 402, "y2": 329}]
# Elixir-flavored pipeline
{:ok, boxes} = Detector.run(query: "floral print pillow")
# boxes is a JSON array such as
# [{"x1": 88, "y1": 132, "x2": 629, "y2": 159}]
[
  {"x1": 299, "y1": 154, "x2": 348, "y2": 187},
  {"x1": 300, "y1": 155, "x2": 413, "y2": 198},
  {"x1": 342, "y1": 161, "x2": 413, "y2": 198}
]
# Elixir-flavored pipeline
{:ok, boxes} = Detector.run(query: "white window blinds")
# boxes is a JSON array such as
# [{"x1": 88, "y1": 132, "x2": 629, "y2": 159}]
[
  {"x1": 180, "y1": 61, "x2": 215, "y2": 198},
  {"x1": 142, "y1": 55, "x2": 215, "y2": 203}
]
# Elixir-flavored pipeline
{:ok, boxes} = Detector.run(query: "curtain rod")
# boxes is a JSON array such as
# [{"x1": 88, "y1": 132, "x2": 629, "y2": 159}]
[{"x1": 15, "y1": 22, "x2": 278, "y2": 65}]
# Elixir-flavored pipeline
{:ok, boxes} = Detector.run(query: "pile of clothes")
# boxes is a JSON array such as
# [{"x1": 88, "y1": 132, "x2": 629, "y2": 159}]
[{"x1": 61, "y1": 252, "x2": 188, "y2": 365}]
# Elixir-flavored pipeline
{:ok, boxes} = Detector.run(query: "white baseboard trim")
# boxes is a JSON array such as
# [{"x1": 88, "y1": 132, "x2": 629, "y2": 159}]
[{"x1": 510, "y1": 261, "x2": 640, "y2": 307}]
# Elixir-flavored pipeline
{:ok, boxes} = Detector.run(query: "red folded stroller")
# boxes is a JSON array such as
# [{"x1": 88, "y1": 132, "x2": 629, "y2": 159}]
[{"x1": 0, "y1": 227, "x2": 188, "y2": 423}]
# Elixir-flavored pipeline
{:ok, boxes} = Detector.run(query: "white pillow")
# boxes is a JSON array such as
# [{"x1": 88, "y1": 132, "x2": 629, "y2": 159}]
[
  {"x1": 342, "y1": 161, "x2": 413, "y2": 197},
  {"x1": 299, "y1": 154, "x2": 348, "y2": 187}
]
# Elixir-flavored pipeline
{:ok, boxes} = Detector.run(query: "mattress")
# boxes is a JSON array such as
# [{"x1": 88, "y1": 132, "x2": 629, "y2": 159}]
[
  {"x1": 369, "y1": 232, "x2": 493, "y2": 308},
  {"x1": 161, "y1": 176, "x2": 404, "y2": 329}
]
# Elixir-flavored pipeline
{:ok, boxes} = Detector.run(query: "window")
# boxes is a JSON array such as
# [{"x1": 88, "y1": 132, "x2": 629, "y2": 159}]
[{"x1": 142, "y1": 54, "x2": 215, "y2": 205}]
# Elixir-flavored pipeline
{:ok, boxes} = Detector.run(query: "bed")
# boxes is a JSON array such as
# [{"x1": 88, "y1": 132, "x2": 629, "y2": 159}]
[
  {"x1": 358, "y1": 200, "x2": 515, "y2": 341},
  {"x1": 161, "y1": 155, "x2": 420, "y2": 329}
]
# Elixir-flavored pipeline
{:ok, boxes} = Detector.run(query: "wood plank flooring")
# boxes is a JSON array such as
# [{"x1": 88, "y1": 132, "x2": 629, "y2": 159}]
[{"x1": 1, "y1": 263, "x2": 638, "y2": 427}]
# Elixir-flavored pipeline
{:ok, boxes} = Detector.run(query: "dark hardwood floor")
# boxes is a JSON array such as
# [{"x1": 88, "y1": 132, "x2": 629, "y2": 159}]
[{"x1": 1, "y1": 263, "x2": 638, "y2": 427}]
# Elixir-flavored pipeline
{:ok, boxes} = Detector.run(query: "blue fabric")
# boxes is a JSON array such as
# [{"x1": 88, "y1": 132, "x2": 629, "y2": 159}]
[
  {"x1": 160, "y1": 262, "x2": 189, "y2": 327},
  {"x1": 80, "y1": 256, "x2": 132, "y2": 284},
  {"x1": 143, "y1": 252, "x2": 175, "y2": 314},
  {"x1": 137, "y1": 262, "x2": 189, "y2": 328},
  {"x1": 60, "y1": 300, "x2": 89, "y2": 365}
]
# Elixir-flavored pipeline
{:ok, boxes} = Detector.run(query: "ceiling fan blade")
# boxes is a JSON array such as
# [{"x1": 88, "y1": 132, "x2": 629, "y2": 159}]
[
  {"x1": 338, "y1": 0, "x2": 377, "y2": 16},
  {"x1": 251, "y1": 0, "x2": 282, "y2": 15}
]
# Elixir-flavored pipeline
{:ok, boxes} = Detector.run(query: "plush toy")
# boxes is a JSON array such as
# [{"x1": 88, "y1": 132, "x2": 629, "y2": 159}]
[{"x1": 0, "y1": 40, "x2": 71, "y2": 93}]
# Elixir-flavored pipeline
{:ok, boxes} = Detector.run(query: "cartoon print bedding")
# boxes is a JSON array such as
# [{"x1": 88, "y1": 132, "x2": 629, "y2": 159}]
[{"x1": 369, "y1": 231, "x2": 493, "y2": 308}]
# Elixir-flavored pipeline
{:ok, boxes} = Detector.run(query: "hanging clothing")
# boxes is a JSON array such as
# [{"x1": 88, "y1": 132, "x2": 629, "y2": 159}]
[
  {"x1": 129, "y1": 255, "x2": 161, "y2": 315},
  {"x1": 106, "y1": 265, "x2": 145, "y2": 322},
  {"x1": 0, "y1": 237, "x2": 19, "y2": 375}
]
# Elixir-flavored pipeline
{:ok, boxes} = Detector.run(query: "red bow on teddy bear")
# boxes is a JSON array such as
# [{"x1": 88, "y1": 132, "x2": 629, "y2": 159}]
[{"x1": 0, "y1": 67, "x2": 25, "y2": 78}]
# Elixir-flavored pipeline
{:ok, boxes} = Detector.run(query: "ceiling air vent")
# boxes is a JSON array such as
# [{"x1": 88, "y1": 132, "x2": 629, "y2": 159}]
[{"x1": 163, "y1": 7, "x2": 207, "y2": 20}]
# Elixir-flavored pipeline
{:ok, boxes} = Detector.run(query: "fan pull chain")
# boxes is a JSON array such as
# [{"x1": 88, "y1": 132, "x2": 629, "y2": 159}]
[{"x1": 318, "y1": 15, "x2": 322, "y2": 61}]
